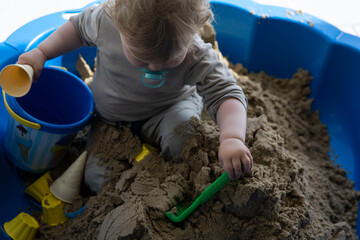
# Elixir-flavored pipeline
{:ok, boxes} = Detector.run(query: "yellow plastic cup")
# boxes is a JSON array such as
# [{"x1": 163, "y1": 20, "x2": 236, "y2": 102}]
[
  {"x1": 41, "y1": 193, "x2": 68, "y2": 226},
  {"x1": 4, "y1": 212, "x2": 39, "y2": 240},
  {"x1": 0, "y1": 64, "x2": 34, "y2": 97},
  {"x1": 25, "y1": 171, "x2": 53, "y2": 202}
]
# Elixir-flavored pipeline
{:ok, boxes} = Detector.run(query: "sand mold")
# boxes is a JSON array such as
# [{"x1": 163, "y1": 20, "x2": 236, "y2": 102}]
[{"x1": 27, "y1": 24, "x2": 360, "y2": 240}]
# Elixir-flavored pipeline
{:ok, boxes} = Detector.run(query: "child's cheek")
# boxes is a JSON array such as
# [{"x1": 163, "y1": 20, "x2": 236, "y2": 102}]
[{"x1": 123, "y1": 47, "x2": 146, "y2": 67}]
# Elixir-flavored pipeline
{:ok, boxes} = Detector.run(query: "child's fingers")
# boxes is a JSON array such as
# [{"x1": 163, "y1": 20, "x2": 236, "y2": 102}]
[
  {"x1": 232, "y1": 157, "x2": 243, "y2": 179},
  {"x1": 241, "y1": 153, "x2": 253, "y2": 173},
  {"x1": 248, "y1": 152, "x2": 253, "y2": 170},
  {"x1": 33, "y1": 70, "x2": 41, "y2": 82},
  {"x1": 221, "y1": 158, "x2": 235, "y2": 180},
  {"x1": 243, "y1": 151, "x2": 253, "y2": 172}
]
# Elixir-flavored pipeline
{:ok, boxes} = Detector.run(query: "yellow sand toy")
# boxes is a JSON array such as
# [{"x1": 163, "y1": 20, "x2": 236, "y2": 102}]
[
  {"x1": 135, "y1": 143, "x2": 156, "y2": 162},
  {"x1": 4, "y1": 212, "x2": 39, "y2": 240}
]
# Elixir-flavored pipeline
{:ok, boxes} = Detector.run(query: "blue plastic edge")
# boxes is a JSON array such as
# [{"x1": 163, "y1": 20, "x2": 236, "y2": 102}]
[
  {"x1": 0, "y1": 226, "x2": 11, "y2": 240},
  {"x1": 210, "y1": 0, "x2": 360, "y2": 235},
  {"x1": 0, "y1": 0, "x2": 358, "y2": 236},
  {"x1": 0, "y1": 1, "x2": 99, "y2": 231}
]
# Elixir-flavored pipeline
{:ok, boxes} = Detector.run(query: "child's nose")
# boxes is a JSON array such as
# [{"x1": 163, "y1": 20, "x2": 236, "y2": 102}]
[{"x1": 148, "y1": 63, "x2": 163, "y2": 72}]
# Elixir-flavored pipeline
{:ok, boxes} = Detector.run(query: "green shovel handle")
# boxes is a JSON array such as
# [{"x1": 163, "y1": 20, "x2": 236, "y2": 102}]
[{"x1": 198, "y1": 172, "x2": 231, "y2": 204}]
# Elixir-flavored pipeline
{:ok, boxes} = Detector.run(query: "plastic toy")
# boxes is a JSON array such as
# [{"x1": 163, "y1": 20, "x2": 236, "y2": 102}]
[
  {"x1": 0, "y1": 64, "x2": 33, "y2": 97},
  {"x1": 25, "y1": 171, "x2": 53, "y2": 202},
  {"x1": 135, "y1": 143, "x2": 156, "y2": 162},
  {"x1": 0, "y1": 0, "x2": 359, "y2": 237},
  {"x1": 166, "y1": 172, "x2": 231, "y2": 222},
  {"x1": 41, "y1": 193, "x2": 68, "y2": 226},
  {"x1": 3, "y1": 212, "x2": 39, "y2": 240},
  {"x1": 2, "y1": 66, "x2": 93, "y2": 173},
  {"x1": 50, "y1": 151, "x2": 87, "y2": 203}
]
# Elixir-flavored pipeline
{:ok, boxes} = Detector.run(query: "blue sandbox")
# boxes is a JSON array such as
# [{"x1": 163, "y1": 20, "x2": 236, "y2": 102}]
[{"x1": 0, "y1": 0, "x2": 359, "y2": 238}]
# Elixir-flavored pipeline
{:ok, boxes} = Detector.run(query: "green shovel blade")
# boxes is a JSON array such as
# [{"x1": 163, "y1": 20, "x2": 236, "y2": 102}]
[{"x1": 166, "y1": 172, "x2": 231, "y2": 223}]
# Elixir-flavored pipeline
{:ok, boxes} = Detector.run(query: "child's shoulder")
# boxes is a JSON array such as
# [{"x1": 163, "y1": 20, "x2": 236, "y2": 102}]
[
  {"x1": 78, "y1": 3, "x2": 109, "y2": 21},
  {"x1": 194, "y1": 34, "x2": 212, "y2": 49},
  {"x1": 186, "y1": 34, "x2": 216, "y2": 62}
]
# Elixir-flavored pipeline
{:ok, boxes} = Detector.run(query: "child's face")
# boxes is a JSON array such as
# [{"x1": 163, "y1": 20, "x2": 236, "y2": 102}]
[{"x1": 121, "y1": 36, "x2": 187, "y2": 72}]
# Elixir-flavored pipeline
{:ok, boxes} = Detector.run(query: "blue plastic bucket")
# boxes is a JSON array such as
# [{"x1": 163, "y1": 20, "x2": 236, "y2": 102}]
[{"x1": 3, "y1": 66, "x2": 94, "y2": 173}]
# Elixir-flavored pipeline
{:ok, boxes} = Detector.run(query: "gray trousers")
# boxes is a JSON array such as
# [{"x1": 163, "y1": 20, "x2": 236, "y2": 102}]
[
  {"x1": 141, "y1": 91, "x2": 203, "y2": 161},
  {"x1": 84, "y1": 91, "x2": 203, "y2": 193}
]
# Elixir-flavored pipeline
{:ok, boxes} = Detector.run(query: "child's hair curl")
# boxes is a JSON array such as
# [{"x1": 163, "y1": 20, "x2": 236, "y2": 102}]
[{"x1": 103, "y1": 0, "x2": 213, "y2": 63}]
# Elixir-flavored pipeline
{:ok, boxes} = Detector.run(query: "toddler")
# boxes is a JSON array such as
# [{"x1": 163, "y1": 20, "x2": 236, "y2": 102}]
[{"x1": 17, "y1": 0, "x2": 253, "y2": 194}]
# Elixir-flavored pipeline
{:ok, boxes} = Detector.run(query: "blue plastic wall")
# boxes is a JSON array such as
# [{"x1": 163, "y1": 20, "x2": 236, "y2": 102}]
[
  {"x1": 211, "y1": 0, "x2": 360, "y2": 187},
  {"x1": 1, "y1": 0, "x2": 359, "y2": 237},
  {"x1": 0, "y1": 3, "x2": 99, "y2": 238}
]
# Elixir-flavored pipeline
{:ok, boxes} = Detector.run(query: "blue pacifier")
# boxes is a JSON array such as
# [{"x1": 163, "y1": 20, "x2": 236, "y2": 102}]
[{"x1": 140, "y1": 68, "x2": 168, "y2": 88}]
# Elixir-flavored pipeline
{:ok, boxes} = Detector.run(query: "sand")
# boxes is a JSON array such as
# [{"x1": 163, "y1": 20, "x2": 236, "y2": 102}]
[{"x1": 27, "y1": 24, "x2": 359, "y2": 240}]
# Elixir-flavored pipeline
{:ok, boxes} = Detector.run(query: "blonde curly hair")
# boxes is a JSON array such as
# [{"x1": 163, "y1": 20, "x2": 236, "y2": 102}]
[{"x1": 103, "y1": 0, "x2": 213, "y2": 63}]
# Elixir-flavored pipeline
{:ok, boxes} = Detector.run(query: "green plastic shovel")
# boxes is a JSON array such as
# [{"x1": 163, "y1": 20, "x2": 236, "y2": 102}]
[{"x1": 165, "y1": 172, "x2": 231, "y2": 223}]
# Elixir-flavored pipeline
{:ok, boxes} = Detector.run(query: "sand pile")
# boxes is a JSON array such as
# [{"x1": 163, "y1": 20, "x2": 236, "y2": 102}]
[{"x1": 30, "y1": 24, "x2": 359, "y2": 240}]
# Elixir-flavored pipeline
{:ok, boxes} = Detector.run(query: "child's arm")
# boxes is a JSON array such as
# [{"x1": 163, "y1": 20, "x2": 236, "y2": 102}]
[
  {"x1": 17, "y1": 21, "x2": 83, "y2": 81},
  {"x1": 217, "y1": 98, "x2": 253, "y2": 180}
]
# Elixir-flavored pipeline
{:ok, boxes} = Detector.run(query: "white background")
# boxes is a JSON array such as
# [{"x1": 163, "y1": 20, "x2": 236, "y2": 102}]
[{"x1": 1, "y1": 0, "x2": 360, "y2": 42}]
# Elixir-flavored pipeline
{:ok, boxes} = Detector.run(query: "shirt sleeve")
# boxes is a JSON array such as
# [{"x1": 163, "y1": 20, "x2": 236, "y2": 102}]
[
  {"x1": 185, "y1": 35, "x2": 248, "y2": 123},
  {"x1": 69, "y1": 4, "x2": 103, "y2": 47}
]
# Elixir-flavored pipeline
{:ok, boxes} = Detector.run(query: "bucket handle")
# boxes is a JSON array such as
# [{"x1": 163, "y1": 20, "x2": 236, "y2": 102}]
[{"x1": 2, "y1": 90, "x2": 41, "y2": 130}]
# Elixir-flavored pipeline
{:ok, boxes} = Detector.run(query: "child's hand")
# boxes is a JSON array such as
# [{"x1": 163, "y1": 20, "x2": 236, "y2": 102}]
[
  {"x1": 17, "y1": 48, "x2": 47, "y2": 82},
  {"x1": 218, "y1": 138, "x2": 253, "y2": 180}
]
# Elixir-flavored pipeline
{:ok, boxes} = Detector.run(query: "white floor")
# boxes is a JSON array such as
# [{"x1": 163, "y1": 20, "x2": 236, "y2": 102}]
[
  {"x1": 0, "y1": 0, "x2": 94, "y2": 42},
  {"x1": 1, "y1": 0, "x2": 360, "y2": 42},
  {"x1": 254, "y1": 0, "x2": 360, "y2": 36}
]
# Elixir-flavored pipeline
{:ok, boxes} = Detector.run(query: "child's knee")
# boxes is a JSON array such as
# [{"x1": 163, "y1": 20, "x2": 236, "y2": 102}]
[
  {"x1": 84, "y1": 153, "x2": 110, "y2": 194},
  {"x1": 161, "y1": 132, "x2": 184, "y2": 162},
  {"x1": 160, "y1": 120, "x2": 194, "y2": 162}
]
